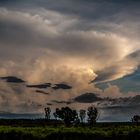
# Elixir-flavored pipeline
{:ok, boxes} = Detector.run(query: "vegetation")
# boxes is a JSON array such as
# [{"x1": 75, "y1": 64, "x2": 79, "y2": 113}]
[
  {"x1": 87, "y1": 106, "x2": 99, "y2": 126},
  {"x1": 0, "y1": 106, "x2": 139, "y2": 139},
  {"x1": 131, "y1": 115, "x2": 140, "y2": 124},
  {"x1": 54, "y1": 107, "x2": 79, "y2": 126},
  {"x1": 44, "y1": 107, "x2": 51, "y2": 120},
  {"x1": 47, "y1": 105, "x2": 98, "y2": 126},
  {"x1": 79, "y1": 109, "x2": 86, "y2": 123},
  {"x1": 0, "y1": 122, "x2": 139, "y2": 140}
]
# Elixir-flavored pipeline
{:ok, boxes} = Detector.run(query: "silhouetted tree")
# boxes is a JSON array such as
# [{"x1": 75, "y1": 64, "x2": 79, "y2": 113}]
[
  {"x1": 79, "y1": 109, "x2": 86, "y2": 123},
  {"x1": 87, "y1": 106, "x2": 98, "y2": 126},
  {"x1": 132, "y1": 115, "x2": 140, "y2": 125},
  {"x1": 73, "y1": 110, "x2": 80, "y2": 126},
  {"x1": 44, "y1": 107, "x2": 51, "y2": 120},
  {"x1": 53, "y1": 112, "x2": 58, "y2": 120},
  {"x1": 54, "y1": 107, "x2": 78, "y2": 126}
]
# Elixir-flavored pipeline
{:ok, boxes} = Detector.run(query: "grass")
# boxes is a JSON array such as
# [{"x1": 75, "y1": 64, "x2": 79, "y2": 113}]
[{"x1": 0, "y1": 120, "x2": 139, "y2": 139}]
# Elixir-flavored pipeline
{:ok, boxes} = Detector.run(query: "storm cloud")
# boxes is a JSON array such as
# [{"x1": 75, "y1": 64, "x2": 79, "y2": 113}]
[
  {"x1": 0, "y1": 0, "x2": 139, "y2": 121},
  {"x1": 0, "y1": 6, "x2": 139, "y2": 83}
]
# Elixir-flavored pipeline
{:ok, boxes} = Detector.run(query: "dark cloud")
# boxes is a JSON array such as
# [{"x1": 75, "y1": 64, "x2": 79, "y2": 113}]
[
  {"x1": 74, "y1": 93, "x2": 102, "y2": 103},
  {"x1": 3, "y1": 0, "x2": 139, "y2": 19},
  {"x1": 27, "y1": 82, "x2": 72, "y2": 90},
  {"x1": 0, "y1": 20, "x2": 37, "y2": 47},
  {"x1": 52, "y1": 83, "x2": 72, "y2": 90},
  {"x1": 46, "y1": 103, "x2": 53, "y2": 106},
  {"x1": 92, "y1": 66, "x2": 120, "y2": 83},
  {"x1": 1, "y1": 76, "x2": 25, "y2": 83},
  {"x1": 27, "y1": 83, "x2": 51, "y2": 89},
  {"x1": 95, "y1": 66, "x2": 140, "y2": 93},
  {"x1": 35, "y1": 90, "x2": 49, "y2": 95},
  {"x1": 98, "y1": 95, "x2": 140, "y2": 122},
  {"x1": 73, "y1": 93, "x2": 140, "y2": 107},
  {"x1": 99, "y1": 105, "x2": 140, "y2": 122},
  {"x1": 127, "y1": 50, "x2": 140, "y2": 60},
  {"x1": 129, "y1": 95, "x2": 140, "y2": 105},
  {"x1": 51, "y1": 100, "x2": 72, "y2": 105},
  {"x1": 98, "y1": 95, "x2": 140, "y2": 107}
]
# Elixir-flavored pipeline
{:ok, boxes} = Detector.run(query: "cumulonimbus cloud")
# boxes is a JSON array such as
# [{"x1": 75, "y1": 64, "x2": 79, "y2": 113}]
[
  {"x1": 0, "y1": 3, "x2": 139, "y2": 115},
  {"x1": 0, "y1": 8, "x2": 139, "y2": 84}
]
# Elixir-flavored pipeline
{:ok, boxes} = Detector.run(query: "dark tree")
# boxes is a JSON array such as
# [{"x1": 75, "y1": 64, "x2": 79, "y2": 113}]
[
  {"x1": 73, "y1": 110, "x2": 80, "y2": 126},
  {"x1": 87, "y1": 106, "x2": 98, "y2": 126},
  {"x1": 44, "y1": 107, "x2": 51, "y2": 120},
  {"x1": 132, "y1": 115, "x2": 140, "y2": 125},
  {"x1": 79, "y1": 109, "x2": 86, "y2": 123},
  {"x1": 53, "y1": 112, "x2": 58, "y2": 120},
  {"x1": 54, "y1": 107, "x2": 78, "y2": 126}
]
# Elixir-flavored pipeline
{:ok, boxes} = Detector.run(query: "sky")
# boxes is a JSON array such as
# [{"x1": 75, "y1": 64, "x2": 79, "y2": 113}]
[{"x1": 0, "y1": 0, "x2": 140, "y2": 121}]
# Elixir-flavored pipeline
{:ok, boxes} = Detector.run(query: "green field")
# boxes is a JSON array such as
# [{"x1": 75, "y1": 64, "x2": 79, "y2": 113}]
[{"x1": 0, "y1": 120, "x2": 140, "y2": 140}]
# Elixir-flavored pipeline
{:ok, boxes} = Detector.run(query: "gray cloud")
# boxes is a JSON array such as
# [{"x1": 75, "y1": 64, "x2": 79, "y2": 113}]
[
  {"x1": 74, "y1": 93, "x2": 102, "y2": 103},
  {"x1": 27, "y1": 83, "x2": 51, "y2": 89},
  {"x1": 1, "y1": 76, "x2": 25, "y2": 83},
  {"x1": 35, "y1": 90, "x2": 50, "y2": 95},
  {"x1": 51, "y1": 100, "x2": 72, "y2": 105},
  {"x1": 52, "y1": 83, "x2": 72, "y2": 90}
]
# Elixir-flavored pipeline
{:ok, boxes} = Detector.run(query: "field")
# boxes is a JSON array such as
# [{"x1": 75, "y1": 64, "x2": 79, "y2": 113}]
[{"x1": 0, "y1": 119, "x2": 139, "y2": 140}]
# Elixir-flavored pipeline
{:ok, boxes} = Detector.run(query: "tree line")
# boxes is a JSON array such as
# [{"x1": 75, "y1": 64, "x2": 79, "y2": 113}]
[
  {"x1": 44, "y1": 106, "x2": 99, "y2": 126},
  {"x1": 44, "y1": 106, "x2": 140, "y2": 126}
]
